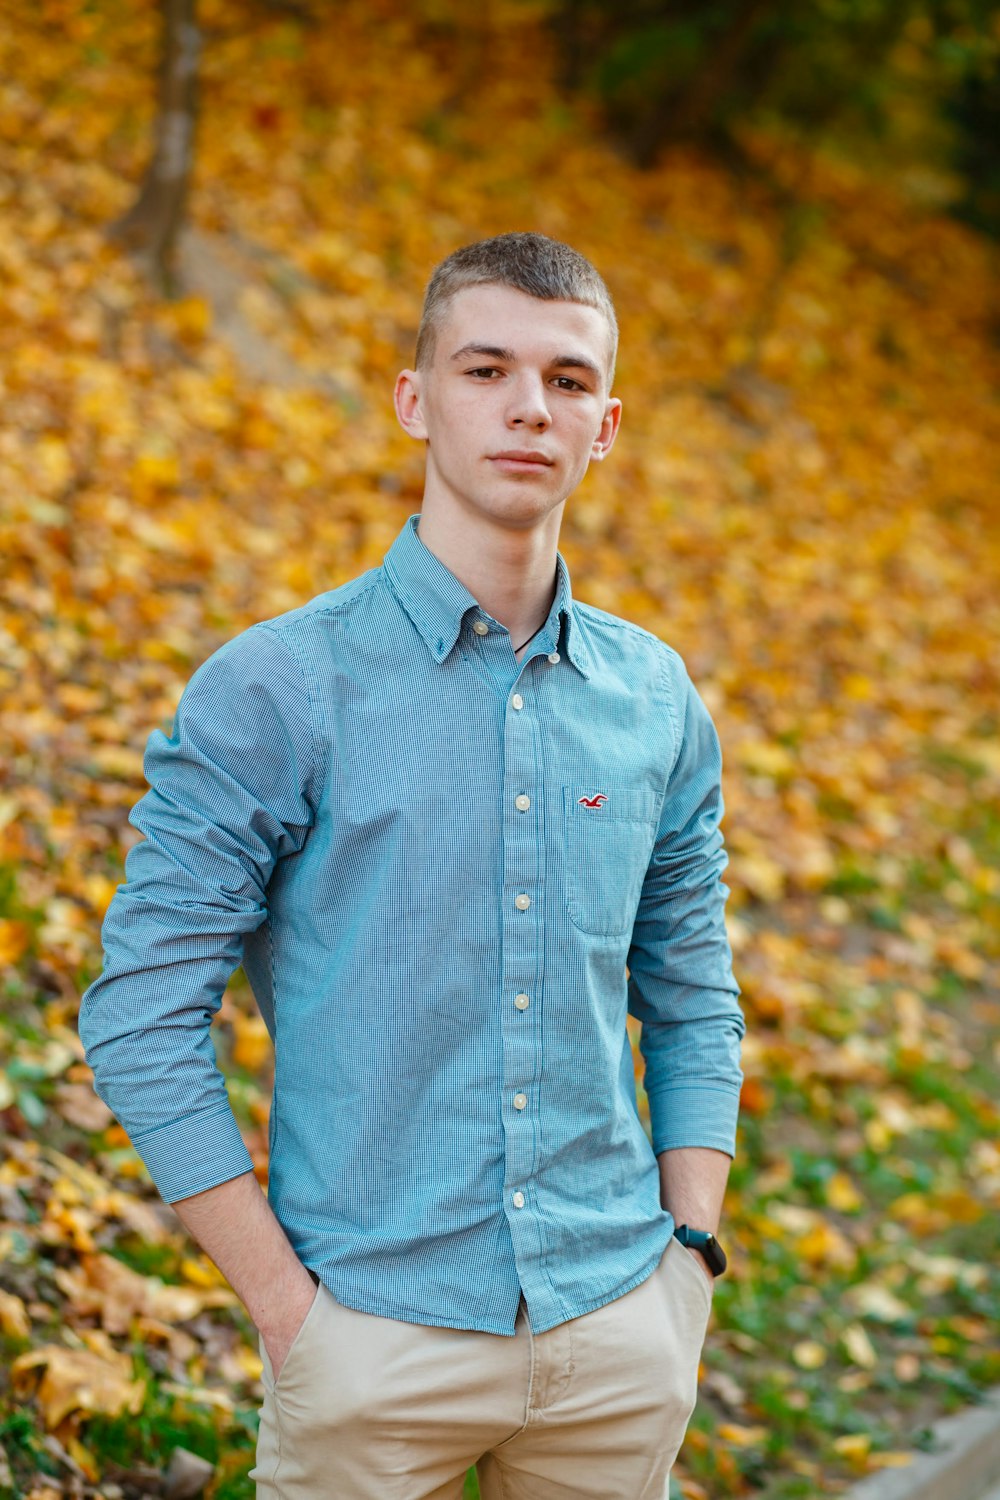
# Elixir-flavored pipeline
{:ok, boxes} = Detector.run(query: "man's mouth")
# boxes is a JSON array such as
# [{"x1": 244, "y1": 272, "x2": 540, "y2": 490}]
[{"x1": 489, "y1": 451, "x2": 555, "y2": 472}]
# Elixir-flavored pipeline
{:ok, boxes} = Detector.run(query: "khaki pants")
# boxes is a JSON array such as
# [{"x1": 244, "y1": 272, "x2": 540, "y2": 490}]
[{"x1": 252, "y1": 1236, "x2": 713, "y2": 1499}]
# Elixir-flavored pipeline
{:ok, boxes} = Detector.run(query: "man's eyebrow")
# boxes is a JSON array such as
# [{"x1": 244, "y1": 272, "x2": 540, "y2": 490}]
[
  {"x1": 551, "y1": 352, "x2": 603, "y2": 382},
  {"x1": 450, "y1": 343, "x2": 516, "y2": 363}
]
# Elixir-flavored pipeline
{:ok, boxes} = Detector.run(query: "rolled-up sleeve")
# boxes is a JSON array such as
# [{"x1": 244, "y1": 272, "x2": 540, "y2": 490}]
[
  {"x1": 627, "y1": 652, "x2": 745, "y2": 1158},
  {"x1": 78, "y1": 623, "x2": 321, "y2": 1203}
]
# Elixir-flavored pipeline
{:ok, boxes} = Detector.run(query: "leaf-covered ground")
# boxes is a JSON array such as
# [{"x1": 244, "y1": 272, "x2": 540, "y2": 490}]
[{"x1": 1, "y1": 2, "x2": 998, "y2": 1497}]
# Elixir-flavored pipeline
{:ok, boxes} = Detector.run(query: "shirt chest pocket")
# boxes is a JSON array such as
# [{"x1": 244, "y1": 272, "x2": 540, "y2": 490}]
[{"x1": 563, "y1": 785, "x2": 659, "y2": 936}]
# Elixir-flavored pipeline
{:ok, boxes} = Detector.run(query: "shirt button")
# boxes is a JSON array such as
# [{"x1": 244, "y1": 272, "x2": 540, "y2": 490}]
[
  {"x1": 515, "y1": 794, "x2": 530, "y2": 811},
  {"x1": 512, "y1": 1191, "x2": 525, "y2": 1209},
  {"x1": 514, "y1": 894, "x2": 531, "y2": 911},
  {"x1": 472, "y1": 620, "x2": 489, "y2": 636},
  {"x1": 548, "y1": 652, "x2": 560, "y2": 664},
  {"x1": 514, "y1": 993, "x2": 530, "y2": 1010},
  {"x1": 513, "y1": 1093, "x2": 527, "y2": 1110},
  {"x1": 511, "y1": 693, "x2": 524, "y2": 710}
]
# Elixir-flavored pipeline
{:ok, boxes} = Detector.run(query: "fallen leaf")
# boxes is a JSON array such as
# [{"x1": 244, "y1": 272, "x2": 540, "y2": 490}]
[
  {"x1": 0, "y1": 1289, "x2": 31, "y2": 1339},
  {"x1": 793, "y1": 1340, "x2": 828, "y2": 1369},
  {"x1": 833, "y1": 1432, "x2": 872, "y2": 1467},
  {"x1": 55, "y1": 1252, "x2": 236, "y2": 1335},
  {"x1": 842, "y1": 1324, "x2": 877, "y2": 1369},
  {"x1": 11, "y1": 1342, "x2": 146, "y2": 1428},
  {"x1": 717, "y1": 1423, "x2": 769, "y2": 1446}
]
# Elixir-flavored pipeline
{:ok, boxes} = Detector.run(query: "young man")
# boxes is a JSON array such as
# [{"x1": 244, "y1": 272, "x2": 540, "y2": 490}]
[{"x1": 80, "y1": 232, "x2": 745, "y2": 1499}]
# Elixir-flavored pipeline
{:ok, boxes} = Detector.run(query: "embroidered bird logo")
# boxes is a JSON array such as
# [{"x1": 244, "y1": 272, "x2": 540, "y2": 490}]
[{"x1": 578, "y1": 793, "x2": 609, "y2": 808}]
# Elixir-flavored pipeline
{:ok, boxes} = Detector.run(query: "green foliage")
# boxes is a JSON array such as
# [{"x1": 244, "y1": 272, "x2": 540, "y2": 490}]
[
  {"x1": 84, "y1": 1370, "x2": 258, "y2": 1500},
  {"x1": 550, "y1": 0, "x2": 1000, "y2": 234},
  {"x1": 946, "y1": 61, "x2": 1000, "y2": 232}
]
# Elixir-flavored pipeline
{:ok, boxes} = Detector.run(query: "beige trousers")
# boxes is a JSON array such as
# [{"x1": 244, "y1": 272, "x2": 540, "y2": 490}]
[{"x1": 251, "y1": 1236, "x2": 713, "y2": 1499}]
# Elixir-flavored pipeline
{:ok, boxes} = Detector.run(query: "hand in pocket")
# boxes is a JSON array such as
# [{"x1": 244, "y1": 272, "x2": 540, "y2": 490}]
[{"x1": 262, "y1": 1274, "x2": 321, "y2": 1382}]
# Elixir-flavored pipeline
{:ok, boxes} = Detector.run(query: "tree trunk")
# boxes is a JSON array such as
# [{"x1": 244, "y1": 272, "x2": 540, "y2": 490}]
[{"x1": 109, "y1": 0, "x2": 200, "y2": 295}]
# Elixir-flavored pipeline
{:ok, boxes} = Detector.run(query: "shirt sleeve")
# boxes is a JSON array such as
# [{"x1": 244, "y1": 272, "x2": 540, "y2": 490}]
[
  {"x1": 626, "y1": 650, "x2": 745, "y2": 1159},
  {"x1": 77, "y1": 623, "x2": 321, "y2": 1203}
]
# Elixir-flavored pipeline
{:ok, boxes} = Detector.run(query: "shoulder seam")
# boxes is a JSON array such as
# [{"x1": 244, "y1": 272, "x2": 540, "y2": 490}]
[
  {"x1": 656, "y1": 643, "x2": 688, "y2": 778},
  {"x1": 255, "y1": 622, "x2": 327, "y2": 813},
  {"x1": 573, "y1": 601, "x2": 661, "y2": 640},
  {"x1": 572, "y1": 602, "x2": 687, "y2": 662}
]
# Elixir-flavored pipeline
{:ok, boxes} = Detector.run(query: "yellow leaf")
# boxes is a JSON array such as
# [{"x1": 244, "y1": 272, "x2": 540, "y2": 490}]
[
  {"x1": 834, "y1": 1433, "x2": 872, "y2": 1468},
  {"x1": 232, "y1": 1012, "x2": 272, "y2": 1071},
  {"x1": 181, "y1": 1255, "x2": 229, "y2": 1288},
  {"x1": 865, "y1": 1118, "x2": 892, "y2": 1152},
  {"x1": 131, "y1": 448, "x2": 180, "y2": 495},
  {"x1": 0, "y1": 1289, "x2": 31, "y2": 1339},
  {"x1": 159, "y1": 1380, "x2": 235, "y2": 1412},
  {"x1": 717, "y1": 1423, "x2": 769, "y2": 1447},
  {"x1": 797, "y1": 1220, "x2": 857, "y2": 1270},
  {"x1": 65, "y1": 1438, "x2": 100, "y2": 1482},
  {"x1": 842, "y1": 1323, "x2": 877, "y2": 1368},
  {"x1": 89, "y1": 744, "x2": 146, "y2": 780},
  {"x1": 11, "y1": 1343, "x2": 146, "y2": 1428},
  {"x1": 869, "y1": 1452, "x2": 914, "y2": 1469},
  {"x1": 233, "y1": 1344, "x2": 264, "y2": 1381},
  {"x1": 738, "y1": 853, "x2": 786, "y2": 904},
  {"x1": 0, "y1": 919, "x2": 30, "y2": 964},
  {"x1": 737, "y1": 742, "x2": 796, "y2": 778},
  {"x1": 55, "y1": 1252, "x2": 236, "y2": 1336},
  {"x1": 825, "y1": 1171, "x2": 863, "y2": 1213},
  {"x1": 166, "y1": 296, "x2": 212, "y2": 342},
  {"x1": 792, "y1": 1340, "x2": 827, "y2": 1369}
]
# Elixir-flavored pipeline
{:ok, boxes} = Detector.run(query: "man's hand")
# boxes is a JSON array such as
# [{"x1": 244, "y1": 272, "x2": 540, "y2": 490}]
[
  {"x1": 259, "y1": 1274, "x2": 319, "y2": 1380},
  {"x1": 170, "y1": 1170, "x2": 318, "y2": 1379}
]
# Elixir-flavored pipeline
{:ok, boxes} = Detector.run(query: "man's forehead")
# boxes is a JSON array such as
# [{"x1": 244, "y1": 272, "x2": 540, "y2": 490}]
[{"x1": 438, "y1": 284, "x2": 613, "y2": 370}]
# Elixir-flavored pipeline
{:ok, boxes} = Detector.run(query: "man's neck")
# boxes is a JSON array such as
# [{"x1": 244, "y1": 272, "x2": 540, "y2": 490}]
[{"x1": 415, "y1": 503, "x2": 561, "y2": 654}]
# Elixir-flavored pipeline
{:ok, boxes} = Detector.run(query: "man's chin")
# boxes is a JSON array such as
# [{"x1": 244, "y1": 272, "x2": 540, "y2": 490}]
[{"x1": 473, "y1": 492, "x2": 567, "y2": 530}]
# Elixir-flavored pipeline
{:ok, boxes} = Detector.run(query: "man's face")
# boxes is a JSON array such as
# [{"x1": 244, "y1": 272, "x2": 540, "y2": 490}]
[{"x1": 395, "y1": 284, "x2": 621, "y2": 533}]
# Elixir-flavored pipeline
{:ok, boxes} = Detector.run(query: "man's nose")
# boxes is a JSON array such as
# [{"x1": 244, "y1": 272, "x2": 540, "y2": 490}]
[{"x1": 507, "y1": 376, "x2": 551, "y2": 430}]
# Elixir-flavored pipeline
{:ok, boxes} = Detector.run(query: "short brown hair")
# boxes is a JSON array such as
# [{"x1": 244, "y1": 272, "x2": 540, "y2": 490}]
[{"x1": 415, "y1": 232, "x2": 618, "y2": 384}]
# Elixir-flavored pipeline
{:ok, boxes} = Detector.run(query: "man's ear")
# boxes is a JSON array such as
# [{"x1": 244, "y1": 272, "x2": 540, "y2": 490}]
[
  {"x1": 394, "y1": 369, "x2": 428, "y2": 441},
  {"x1": 590, "y1": 396, "x2": 622, "y2": 463}
]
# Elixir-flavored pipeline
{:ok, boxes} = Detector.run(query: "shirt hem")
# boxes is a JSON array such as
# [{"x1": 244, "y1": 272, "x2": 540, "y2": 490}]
[
  {"x1": 529, "y1": 1235, "x2": 674, "y2": 1334},
  {"x1": 312, "y1": 1228, "x2": 676, "y2": 1337}
]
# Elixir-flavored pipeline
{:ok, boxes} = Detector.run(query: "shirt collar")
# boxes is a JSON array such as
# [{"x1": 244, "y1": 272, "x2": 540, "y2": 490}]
[{"x1": 382, "y1": 514, "x2": 591, "y2": 678}]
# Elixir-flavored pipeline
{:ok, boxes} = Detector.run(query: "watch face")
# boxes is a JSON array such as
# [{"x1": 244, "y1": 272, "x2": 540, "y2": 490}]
[
  {"x1": 702, "y1": 1236, "x2": 727, "y2": 1276},
  {"x1": 676, "y1": 1225, "x2": 727, "y2": 1276}
]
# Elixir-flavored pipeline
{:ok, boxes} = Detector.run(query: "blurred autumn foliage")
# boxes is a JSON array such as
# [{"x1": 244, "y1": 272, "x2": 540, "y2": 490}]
[{"x1": 1, "y1": 1, "x2": 998, "y2": 1497}]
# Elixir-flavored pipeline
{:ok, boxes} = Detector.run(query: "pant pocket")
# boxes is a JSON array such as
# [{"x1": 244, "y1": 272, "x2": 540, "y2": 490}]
[
  {"x1": 258, "y1": 1274, "x2": 325, "y2": 1394},
  {"x1": 667, "y1": 1234, "x2": 715, "y2": 1317}
]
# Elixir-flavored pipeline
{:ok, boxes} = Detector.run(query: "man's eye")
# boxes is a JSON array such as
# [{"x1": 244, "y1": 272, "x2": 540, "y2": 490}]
[
  {"x1": 467, "y1": 367, "x2": 501, "y2": 379},
  {"x1": 553, "y1": 377, "x2": 584, "y2": 391}
]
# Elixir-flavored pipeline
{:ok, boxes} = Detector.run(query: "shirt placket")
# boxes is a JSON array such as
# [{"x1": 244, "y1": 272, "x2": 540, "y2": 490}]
[{"x1": 499, "y1": 669, "x2": 548, "y2": 1308}]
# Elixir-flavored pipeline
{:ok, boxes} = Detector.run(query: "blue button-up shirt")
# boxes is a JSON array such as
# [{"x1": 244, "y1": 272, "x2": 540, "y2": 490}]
[{"x1": 79, "y1": 513, "x2": 744, "y2": 1336}]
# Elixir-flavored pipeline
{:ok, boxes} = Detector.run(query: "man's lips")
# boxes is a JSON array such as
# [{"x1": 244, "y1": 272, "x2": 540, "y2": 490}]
[{"x1": 489, "y1": 451, "x2": 555, "y2": 471}]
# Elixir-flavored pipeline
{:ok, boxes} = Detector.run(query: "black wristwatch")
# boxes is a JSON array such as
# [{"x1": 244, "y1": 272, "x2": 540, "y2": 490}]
[{"x1": 674, "y1": 1223, "x2": 728, "y2": 1277}]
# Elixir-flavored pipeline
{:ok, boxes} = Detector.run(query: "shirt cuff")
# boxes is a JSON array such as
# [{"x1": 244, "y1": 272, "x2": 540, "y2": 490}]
[
  {"x1": 131, "y1": 1103, "x2": 256, "y2": 1203},
  {"x1": 648, "y1": 1084, "x2": 741, "y2": 1159}
]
